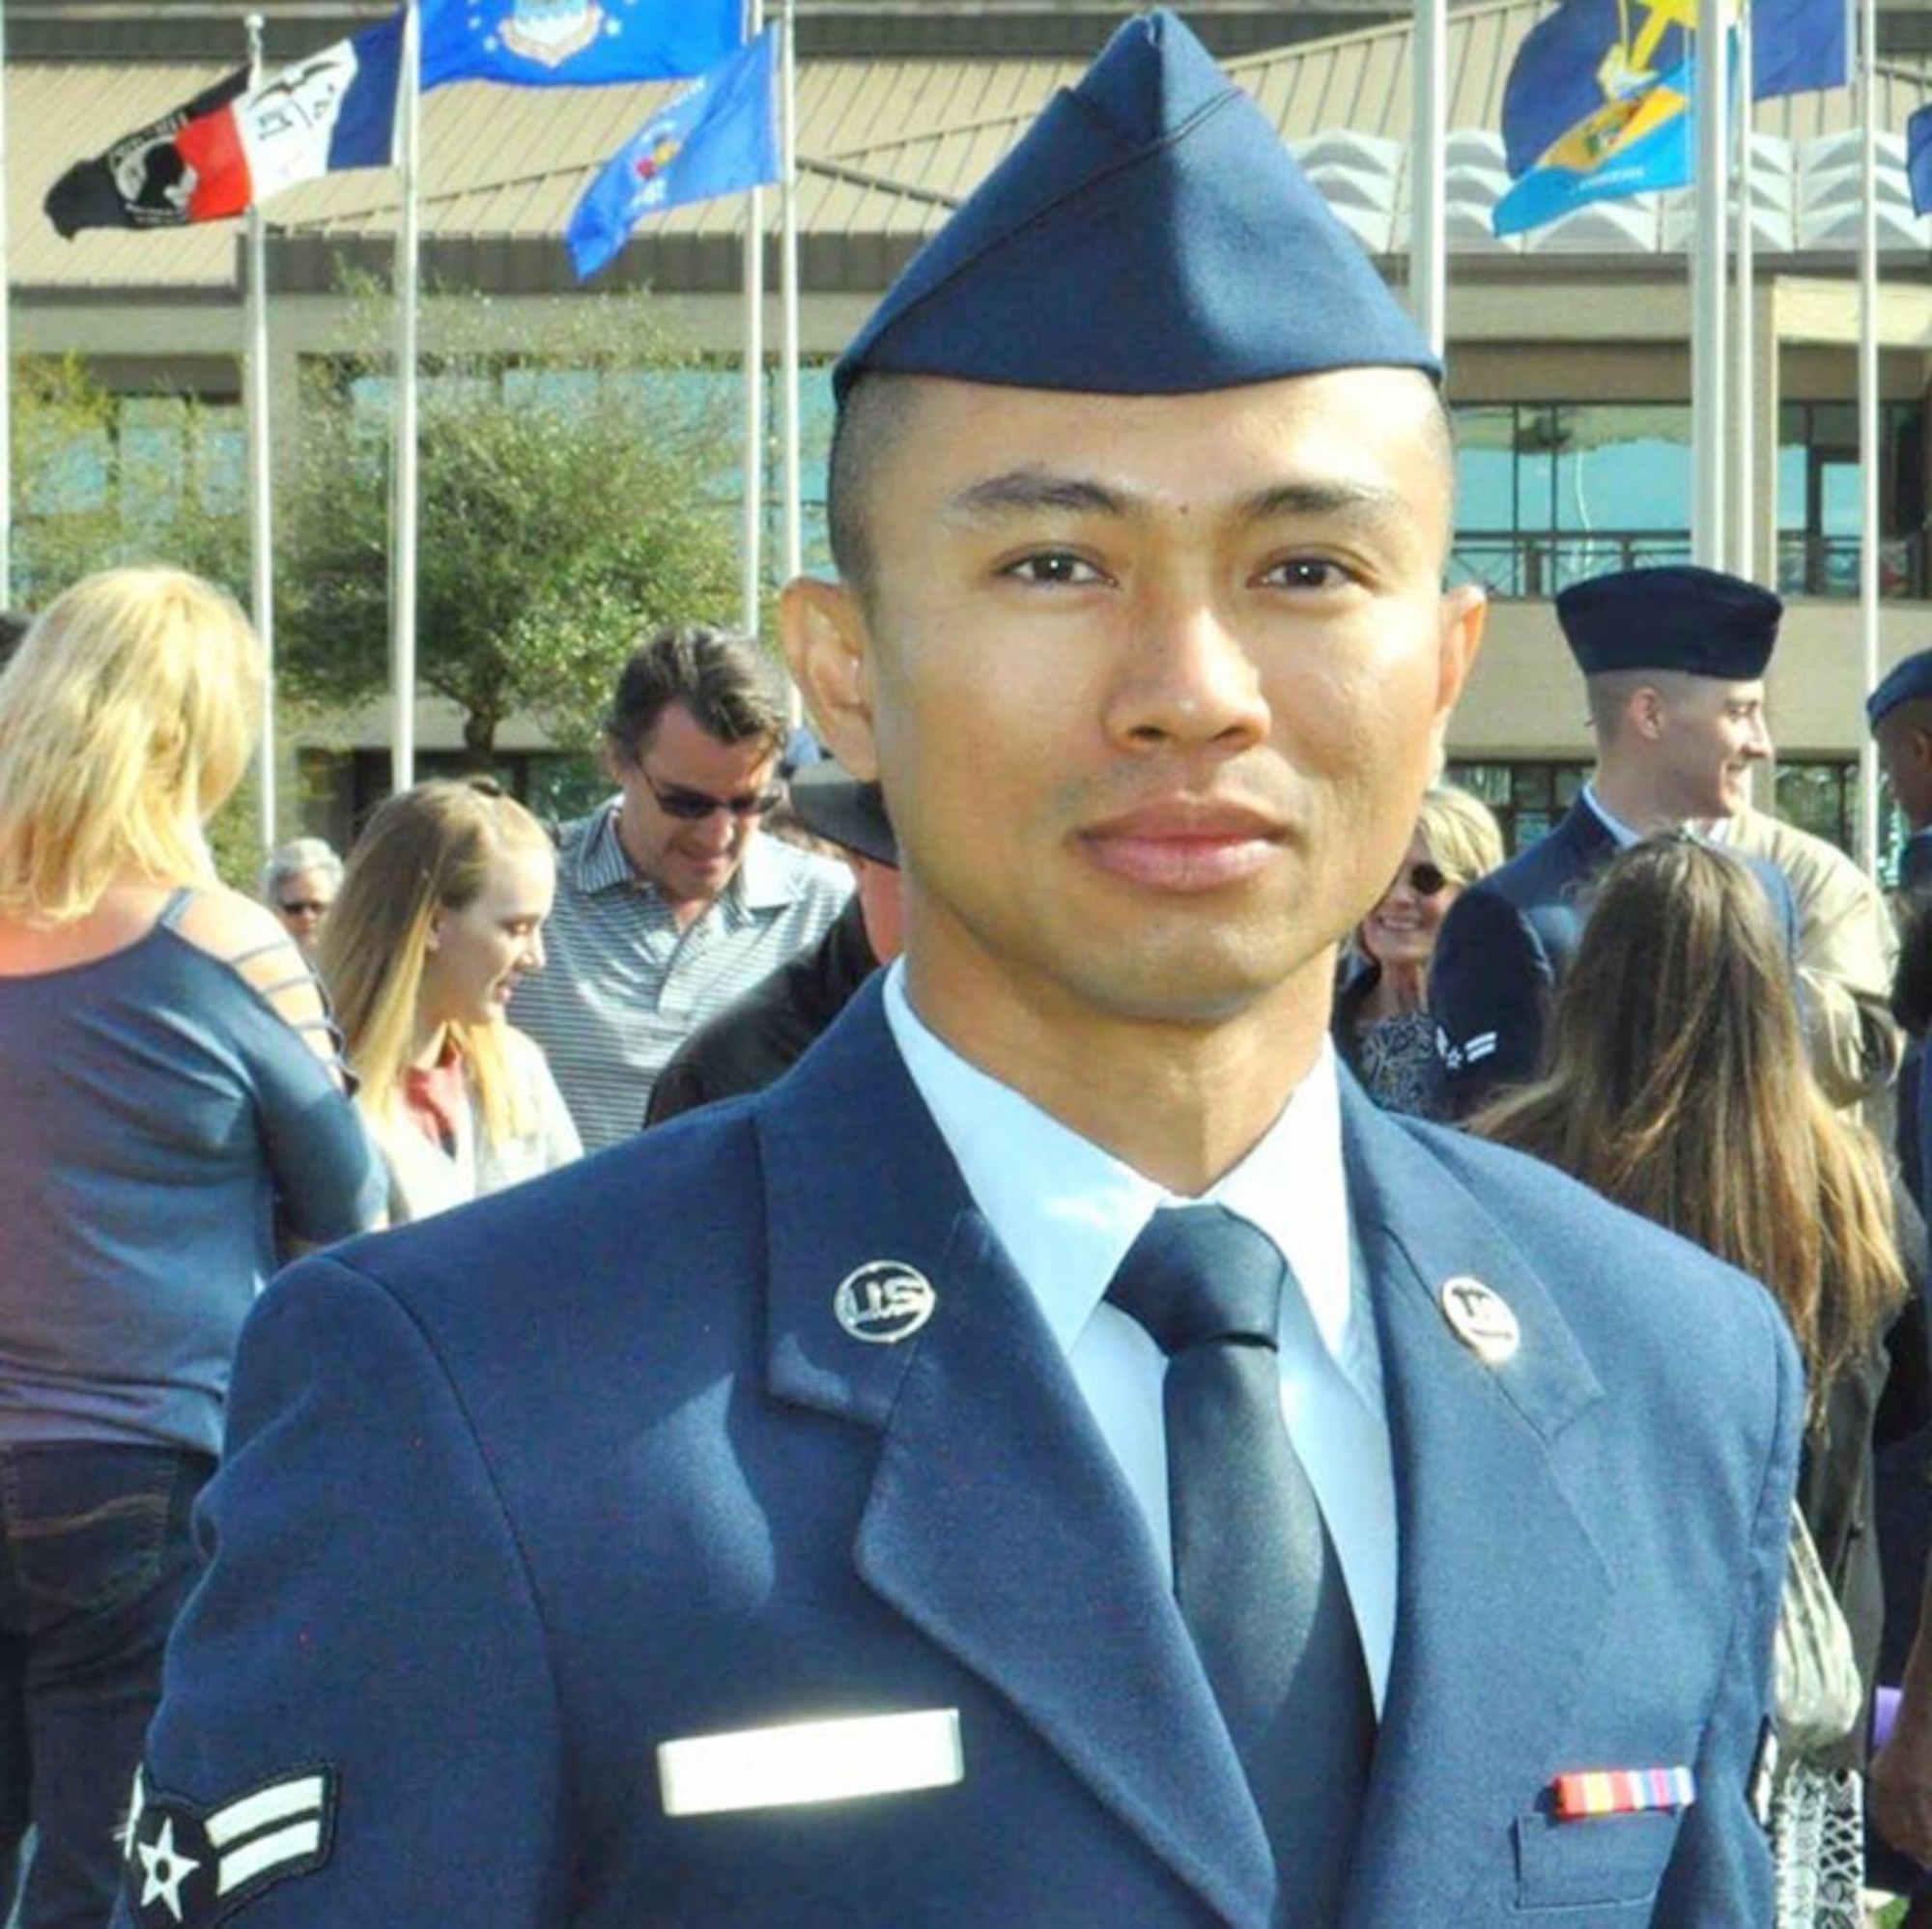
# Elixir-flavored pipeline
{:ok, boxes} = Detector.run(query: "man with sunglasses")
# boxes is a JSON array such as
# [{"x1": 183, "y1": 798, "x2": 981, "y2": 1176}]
[{"x1": 512, "y1": 625, "x2": 852, "y2": 1150}]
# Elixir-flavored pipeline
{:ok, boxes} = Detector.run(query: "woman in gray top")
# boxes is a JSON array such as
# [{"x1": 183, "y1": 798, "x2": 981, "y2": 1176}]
[{"x1": 0, "y1": 568, "x2": 384, "y2": 1929}]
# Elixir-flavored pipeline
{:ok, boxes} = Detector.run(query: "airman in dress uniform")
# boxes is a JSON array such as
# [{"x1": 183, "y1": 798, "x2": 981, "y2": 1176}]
[{"x1": 118, "y1": 15, "x2": 1798, "y2": 1928}]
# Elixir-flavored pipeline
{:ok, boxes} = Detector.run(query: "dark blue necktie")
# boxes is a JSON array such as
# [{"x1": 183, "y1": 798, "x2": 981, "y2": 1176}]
[{"x1": 1107, "y1": 1205, "x2": 1374, "y2": 1926}]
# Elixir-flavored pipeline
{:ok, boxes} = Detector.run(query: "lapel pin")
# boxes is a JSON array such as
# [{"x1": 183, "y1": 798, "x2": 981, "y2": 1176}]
[
  {"x1": 834, "y1": 1261, "x2": 937, "y2": 1346},
  {"x1": 1438, "y1": 1275, "x2": 1520, "y2": 1364}
]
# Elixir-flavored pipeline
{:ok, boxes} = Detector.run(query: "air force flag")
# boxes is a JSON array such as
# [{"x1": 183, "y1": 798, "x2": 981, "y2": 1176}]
[
  {"x1": 566, "y1": 27, "x2": 780, "y2": 280},
  {"x1": 421, "y1": 0, "x2": 741, "y2": 89}
]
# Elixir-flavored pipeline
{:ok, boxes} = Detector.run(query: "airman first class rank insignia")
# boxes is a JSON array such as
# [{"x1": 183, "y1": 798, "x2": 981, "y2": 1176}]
[{"x1": 121, "y1": 1764, "x2": 337, "y2": 1926}]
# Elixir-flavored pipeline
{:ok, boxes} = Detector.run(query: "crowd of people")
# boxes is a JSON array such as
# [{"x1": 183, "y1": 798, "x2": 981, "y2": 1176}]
[{"x1": 4, "y1": 11, "x2": 1932, "y2": 1928}]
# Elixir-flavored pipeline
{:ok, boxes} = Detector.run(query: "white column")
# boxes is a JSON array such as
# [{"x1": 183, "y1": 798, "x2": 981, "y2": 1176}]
[
  {"x1": 391, "y1": 0, "x2": 422, "y2": 793},
  {"x1": 739, "y1": 0, "x2": 764, "y2": 638},
  {"x1": 778, "y1": 0, "x2": 802, "y2": 723},
  {"x1": 244, "y1": 13, "x2": 276, "y2": 851},
  {"x1": 1408, "y1": 0, "x2": 1447, "y2": 358},
  {"x1": 1690, "y1": 0, "x2": 1728, "y2": 567}
]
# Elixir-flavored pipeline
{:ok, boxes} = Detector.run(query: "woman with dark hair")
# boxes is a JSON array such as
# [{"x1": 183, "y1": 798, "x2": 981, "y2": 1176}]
[{"x1": 1476, "y1": 836, "x2": 1920, "y2": 1927}]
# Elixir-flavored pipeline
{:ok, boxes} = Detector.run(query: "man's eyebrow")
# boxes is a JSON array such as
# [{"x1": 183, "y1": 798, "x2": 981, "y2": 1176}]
[
  {"x1": 1236, "y1": 480, "x2": 1413, "y2": 526},
  {"x1": 940, "y1": 470, "x2": 1131, "y2": 525}
]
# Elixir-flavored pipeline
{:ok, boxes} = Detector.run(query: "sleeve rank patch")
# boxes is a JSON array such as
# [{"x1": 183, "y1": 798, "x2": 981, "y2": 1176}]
[{"x1": 120, "y1": 1763, "x2": 338, "y2": 1926}]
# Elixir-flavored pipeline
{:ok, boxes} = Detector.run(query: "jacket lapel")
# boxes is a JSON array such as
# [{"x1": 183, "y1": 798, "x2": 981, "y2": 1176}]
[
  {"x1": 1336, "y1": 1085, "x2": 1614, "y2": 1925},
  {"x1": 755, "y1": 983, "x2": 1273, "y2": 1929}
]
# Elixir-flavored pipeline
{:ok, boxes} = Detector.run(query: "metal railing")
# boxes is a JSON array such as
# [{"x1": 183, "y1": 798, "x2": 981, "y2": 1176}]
[{"x1": 1451, "y1": 529, "x2": 1932, "y2": 601}]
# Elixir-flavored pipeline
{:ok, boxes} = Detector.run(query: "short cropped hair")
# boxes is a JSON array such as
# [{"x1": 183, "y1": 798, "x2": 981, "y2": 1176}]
[
  {"x1": 0, "y1": 567, "x2": 262, "y2": 923},
  {"x1": 261, "y1": 836, "x2": 344, "y2": 902},
  {"x1": 603, "y1": 625, "x2": 787, "y2": 762}
]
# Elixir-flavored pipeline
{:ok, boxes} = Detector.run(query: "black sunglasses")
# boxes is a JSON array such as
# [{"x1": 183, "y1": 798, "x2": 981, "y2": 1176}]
[
  {"x1": 278, "y1": 898, "x2": 329, "y2": 918},
  {"x1": 640, "y1": 766, "x2": 784, "y2": 823},
  {"x1": 1387, "y1": 862, "x2": 1451, "y2": 899}
]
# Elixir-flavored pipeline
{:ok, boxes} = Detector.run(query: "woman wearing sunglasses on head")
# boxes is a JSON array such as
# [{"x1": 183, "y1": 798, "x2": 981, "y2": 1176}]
[
  {"x1": 1333, "y1": 783, "x2": 1504, "y2": 1119},
  {"x1": 322, "y1": 780, "x2": 582, "y2": 1226}
]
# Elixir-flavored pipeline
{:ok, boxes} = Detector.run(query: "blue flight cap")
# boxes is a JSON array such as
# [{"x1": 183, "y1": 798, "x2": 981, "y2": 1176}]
[
  {"x1": 831, "y1": 9, "x2": 1437, "y2": 407},
  {"x1": 1556, "y1": 565, "x2": 1781, "y2": 680},
  {"x1": 1868, "y1": 649, "x2": 1932, "y2": 729}
]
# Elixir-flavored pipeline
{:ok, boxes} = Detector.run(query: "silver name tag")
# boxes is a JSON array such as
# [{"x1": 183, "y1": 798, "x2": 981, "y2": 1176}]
[{"x1": 658, "y1": 1708, "x2": 965, "y2": 1817}]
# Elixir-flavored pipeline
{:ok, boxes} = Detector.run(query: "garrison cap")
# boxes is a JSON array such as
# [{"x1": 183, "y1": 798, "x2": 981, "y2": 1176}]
[
  {"x1": 1867, "y1": 649, "x2": 1932, "y2": 729},
  {"x1": 1556, "y1": 565, "x2": 1781, "y2": 680},
  {"x1": 831, "y1": 9, "x2": 1437, "y2": 406},
  {"x1": 788, "y1": 763, "x2": 898, "y2": 869}
]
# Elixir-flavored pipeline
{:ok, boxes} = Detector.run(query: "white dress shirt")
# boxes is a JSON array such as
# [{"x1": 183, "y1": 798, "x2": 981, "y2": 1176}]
[
  {"x1": 883, "y1": 964, "x2": 1397, "y2": 1708},
  {"x1": 1582, "y1": 780, "x2": 1723, "y2": 848}
]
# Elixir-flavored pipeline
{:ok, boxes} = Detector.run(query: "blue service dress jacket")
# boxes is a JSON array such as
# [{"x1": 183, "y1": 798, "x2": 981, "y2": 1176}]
[
  {"x1": 1431, "y1": 802, "x2": 1800, "y2": 1120},
  {"x1": 116, "y1": 979, "x2": 1801, "y2": 1929}
]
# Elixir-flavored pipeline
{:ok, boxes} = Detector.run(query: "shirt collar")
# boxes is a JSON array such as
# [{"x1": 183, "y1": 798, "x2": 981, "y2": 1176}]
[
  {"x1": 574, "y1": 797, "x2": 800, "y2": 912},
  {"x1": 1582, "y1": 783, "x2": 1728, "y2": 850},
  {"x1": 880, "y1": 961, "x2": 1358, "y2": 1373}
]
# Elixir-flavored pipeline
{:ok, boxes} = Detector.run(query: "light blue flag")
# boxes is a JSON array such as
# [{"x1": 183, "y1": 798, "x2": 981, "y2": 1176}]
[
  {"x1": 421, "y1": 0, "x2": 740, "y2": 90},
  {"x1": 567, "y1": 26, "x2": 779, "y2": 280}
]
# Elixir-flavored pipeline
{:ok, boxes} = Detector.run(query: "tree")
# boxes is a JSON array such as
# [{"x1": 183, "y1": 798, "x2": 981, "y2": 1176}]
[{"x1": 278, "y1": 289, "x2": 747, "y2": 764}]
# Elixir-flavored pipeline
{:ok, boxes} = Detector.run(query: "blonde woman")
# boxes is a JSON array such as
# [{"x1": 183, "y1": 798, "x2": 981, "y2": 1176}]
[
  {"x1": 0, "y1": 567, "x2": 382, "y2": 1929},
  {"x1": 323, "y1": 780, "x2": 581, "y2": 1224},
  {"x1": 1333, "y1": 782, "x2": 1505, "y2": 1117}
]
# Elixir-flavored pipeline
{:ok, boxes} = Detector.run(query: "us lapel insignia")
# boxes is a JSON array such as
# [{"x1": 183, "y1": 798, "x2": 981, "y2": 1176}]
[
  {"x1": 834, "y1": 1260, "x2": 937, "y2": 1345},
  {"x1": 1438, "y1": 1274, "x2": 1520, "y2": 1364}
]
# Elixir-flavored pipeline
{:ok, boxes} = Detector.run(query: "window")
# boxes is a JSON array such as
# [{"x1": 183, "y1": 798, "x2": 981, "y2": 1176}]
[
  {"x1": 1774, "y1": 760, "x2": 1861, "y2": 859},
  {"x1": 1776, "y1": 401, "x2": 1924, "y2": 600},
  {"x1": 1445, "y1": 759, "x2": 1591, "y2": 856},
  {"x1": 1449, "y1": 404, "x2": 1692, "y2": 601}
]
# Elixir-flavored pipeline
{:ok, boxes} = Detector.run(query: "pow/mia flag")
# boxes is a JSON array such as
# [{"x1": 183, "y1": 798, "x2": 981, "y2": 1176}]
[
  {"x1": 121, "y1": 1765, "x2": 336, "y2": 1926},
  {"x1": 43, "y1": 69, "x2": 249, "y2": 237}
]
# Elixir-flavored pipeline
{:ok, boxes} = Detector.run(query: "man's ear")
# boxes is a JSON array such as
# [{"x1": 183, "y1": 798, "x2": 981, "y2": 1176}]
[
  {"x1": 1631, "y1": 684, "x2": 1666, "y2": 740},
  {"x1": 781, "y1": 578, "x2": 879, "y2": 780}
]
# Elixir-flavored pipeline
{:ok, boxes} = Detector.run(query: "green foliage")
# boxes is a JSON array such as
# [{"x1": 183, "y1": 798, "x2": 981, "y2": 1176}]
[{"x1": 277, "y1": 288, "x2": 746, "y2": 760}]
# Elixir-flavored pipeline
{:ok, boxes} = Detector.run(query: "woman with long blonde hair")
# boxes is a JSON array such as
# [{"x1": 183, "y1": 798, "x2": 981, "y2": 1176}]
[
  {"x1": 322, "y1": 779, "x2": 580, "y2": 1223},
  {"x1": 0, "y1": 567, "x2": 382, "y2": 1928},
  {"x1": 1476, "y1": 836, "x2": 1916, "y2": 1927}
]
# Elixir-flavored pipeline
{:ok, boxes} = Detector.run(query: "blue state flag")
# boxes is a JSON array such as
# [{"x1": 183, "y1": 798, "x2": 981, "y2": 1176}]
[
  {"x1": 567, "y1": 26, "x2": 779, "y2": 280},
  {"x1": 1496, "y1": 0, "x2": 1847, "y2": 238},
  {"x1": 1910, "y1": 104, "x2": 1932, "y2": 216},
  {"x1": 1494, "y1": 47, "x2": 1701, "y2": 236},
  {"x1": 421, "y1": 0, "x2": 740, "y2": 90}
]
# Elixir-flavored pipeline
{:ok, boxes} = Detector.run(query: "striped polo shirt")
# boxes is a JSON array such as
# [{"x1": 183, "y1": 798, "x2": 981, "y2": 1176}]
[{"x1": 514, "y1": 800, "x2": 853, "y2": 1151}]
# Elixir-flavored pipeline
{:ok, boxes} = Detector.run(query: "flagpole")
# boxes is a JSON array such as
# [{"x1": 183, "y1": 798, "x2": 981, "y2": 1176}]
[
  {"x1": 1858, "y1": 0, "x2": 1881, "y2": 873},
  {"x1": 778, "y1": 0, "x2": 801, "y2": 724},
  {"x1": 1409, "y1": 0, "x2": 1446, "y2": 357},
  {"x1": 740, "y1": 0, "x2": 764, "y2": 638},
  {"x1": 244, "y1": 12, "x2": 276, "y2": 852},
  {"x1": 392, "y1": 0, "x2": 421, "y2": 794},
  {"x1": 1691, "y1": 0, "x2": 1728, "y2": 568},
  {"x1": 1731, "y1": 1, "x2": 1754, "y2": 581}
]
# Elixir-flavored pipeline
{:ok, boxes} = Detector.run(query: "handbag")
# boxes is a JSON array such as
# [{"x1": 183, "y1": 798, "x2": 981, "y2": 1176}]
[{"x1": 1774, "y1": 1500, "x2": 1864, "y2": 1759}]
